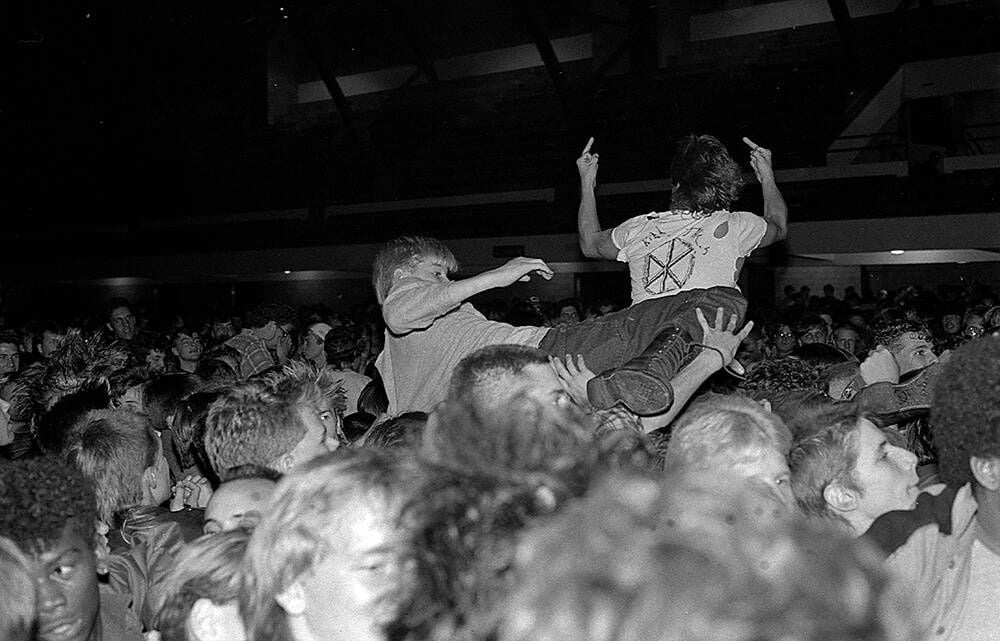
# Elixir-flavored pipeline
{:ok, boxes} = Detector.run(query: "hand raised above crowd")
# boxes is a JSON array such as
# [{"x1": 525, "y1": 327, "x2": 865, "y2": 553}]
[
  {"x1": 576, "y1": 137, "x2": 599, "y2": 188},
  {"x1": 743, "y1": 136, "x2": 775, "y2": 185}
]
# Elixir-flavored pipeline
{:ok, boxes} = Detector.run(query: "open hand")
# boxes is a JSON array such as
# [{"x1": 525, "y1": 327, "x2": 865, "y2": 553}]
[
  {"x1": 489, "y1": 256, "x2": 554, "y2": 287},
  {"x1": 696, "y1": 307, "x2": 754, "y2": 370},
  {"x1": 576, "y1": 137, "x2": 599, "y2": 187},
  {"x1": 743, "y1": 137, "x2": 774, "y2": 184},
  {"x1": 860, "y1": 345, "x2": 900, "y2": 385},
  {"x1": 550, "y1": 353, "x2": 595, "y2": 407}
]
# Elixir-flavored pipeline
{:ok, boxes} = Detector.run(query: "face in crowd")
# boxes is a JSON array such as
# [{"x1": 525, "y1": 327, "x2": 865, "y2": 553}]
[
  {"x1": 891, "y1": 332, "x2": 938, "y2": 375},
  {"x1": 0, "y1": 341, "x2": 20, "y2": 377},
  {"x1": 109, "y1": 306, "x2": 136, "y2": 342},
  {"x1": 27, "y1": 522, "x2": 101, "y2": 641}
]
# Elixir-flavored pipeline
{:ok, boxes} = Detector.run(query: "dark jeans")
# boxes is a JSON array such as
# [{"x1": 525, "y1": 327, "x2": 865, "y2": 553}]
[{"x1": 537, "y1": 287, "x2": 746, "y2": 374}]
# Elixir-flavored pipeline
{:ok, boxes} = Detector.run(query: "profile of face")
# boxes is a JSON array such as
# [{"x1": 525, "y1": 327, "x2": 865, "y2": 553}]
[
  {"x1": 281, "y1": 508, "x2": 403, "y2": 641},
  {"x1": 279, "y1": 405, "x2": 338, "y2": 473},
  {"x1": 300, "y1": 331, "x2": 325, "y2": 362},
  {"x1": 847, "y1": 419, "x2": 919, "y2": 525},
  {"x1": 27, "y1": 522, "x2": 101, "y2": 641},
  {"x1": 265, "y1": 323, "x2": 295, "y2": 365},
  {"x1": 0, "y1": 342, "x2": 21, "y2": 376},
  {"x1": 41, "y1": 331, "x2": 65, "y2": 358},
  {"x1": 173, "y1": 333, "x2": 204, "y2": 363},
  {"x1": 401, "y1": 257, "x2": 450, "y2": 286},
  {"x1": 731, "y1": 448, "x2": 793, "y2": 509},
  {"x1": 892, "y1": 332, "x2": 937, "y2": 375},
  {"x1": 147, "y1": 443, "x2": 174, "y2": 507},
  {"x1": 109, "y1": 306, "x2": 136, "y2": 341},
  {"x1": 203, "y1": 478, "x2": 275, "y2": 534},
  {"x1": 833, "y1": 327, "x2": 860, "y2": 355},
  {"x1": 508, "y1": 363, "x2": 573, "y2": 411}
]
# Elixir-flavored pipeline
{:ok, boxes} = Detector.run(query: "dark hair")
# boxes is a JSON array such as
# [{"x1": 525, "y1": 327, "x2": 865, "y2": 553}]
[
  {"x1": 870, "y1": 320, "x2": 932, "y2": 352},
  {"x1": 365, "y1": 412, "x2": 428, "y2": 449},
  {"x1": 244, "y1": 302, "x2": 295, "y2": 331},
  {"x1": 323, "y1": 321, "x2": 366, "y2": 367},
  {"x1": 0, "y1": 454, "x2": 97, "y2": 549},
  {"x1": 342, "y1": 411, "x2": 376, "y2": 442},
  {"x1": 35, "y1": 380, "x2": 111, "y2": 453},
  {"x1": 931, "y1": 337, "x2": 1000, "y2": 485},
  {"x1": 106, "y1": 297, "x2": 132, "y2": 318},
  {"x1": 358, "y1": 375, "x2": 388, "y2": 417},
  {"x1": 142, "y1": 373, "x2": 202, "y2": 432},
  {"x1": 448, "y1": 344, "x2": 551, "y2": 414},
  {"x1": 172, "y1": 389, "x2": 225, "y2": 480},
  {"x1": 668, "y1": 134, "x2": 744, "y2": 212}
]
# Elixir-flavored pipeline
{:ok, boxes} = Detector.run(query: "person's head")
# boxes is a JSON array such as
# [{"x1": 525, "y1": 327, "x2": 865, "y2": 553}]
[
  {"x1": 172, "y1": 389, "x2": 225, "y2": 480},
  {"x1": 156, "y1": 529, "x2": 250, "y2": 641},
  {"x1": 267, "y1": 361, "x2": 346, "y2": 456},
  {"x1": 204, "y1": 478, "x2": 276, "y2": 535},
  {"x1": 141, "y1": 372, "x2": 202, "y2": 432},
  {"x1": 299, "y1": 323, "x2": 332, "y2": 364},
  {"x1": 941, "y1": 312, "x2": 962, "y2": 335},
  {"x1": 342, "y1": 412, "x2": 376, "y2": 444},
  {"x1": 372, "y1": 236, "x2": 459, "y2": 304},
  {"x1": 245, "y1": 303, "x2": 296, "y2": 357},
  {"x1": 363, "y1": 412, "x2": 428, "y2": 449},
  {"x1": 0, "y1": 455, "x2": 101, "y2": 641},
  {"x1": 663, "y1": 394, "x2": 794, "y2": 508},
  {"x1": 448, "y1": 344, "x2": 570, "y2": 418},
  {"x1": 358, "y1": 376, "x2": 389, "y2": 421},
  {"x1": 930, "y1": 336, "x2": 1000, "y2": 488},
  {"x1": 499, "y1": 470, "x2": 915, "y2": 641},
  {"x1": 833, "y1": 323, "x2": 862, "y2": 356},
  {"x1": 554, "y1": 299, "x2": 582, "y2": 325},
  {"x1": 107, "y1": 298, "x2": 136, "y2": 341},
  {"x1": 0, "y1": 536, "x2": 35, "y2": 641},
  {"x1": 789, "y1": 405, "x2": 919, "y2": 535},
  {"x1": 63, "y1": 409, "x2": 172, "y2": 523},
  {"x1": 770, "y1": 322, "x2": 797, "y2": 355},
  {"x1": 962, "y1": 306, "x2": 986, "y2": 340},
  {"x1": 796, "y1": 316, "x2": 830, "y2": 345},
  {"x1": 668, "y1": 134, "x2": 743, "y2": 213},
  {"x1": 39, "y1": 322, "x2": 67, "y2": 358},
  {"x1": 172, "y1": 329, "x2": 204, "y2": 366},
  {"x1": 323, "y1": 321, "x2": 367, "y2": 372},
  {"x1": 242, "y1": 449, "x2": 412, "y2": 641},
  {"x1": 0, "y1": 331, "x2": 22, "y2": 377},
  {"x1": 870, "y1": 320, "x2": 937, "y2": 375}
]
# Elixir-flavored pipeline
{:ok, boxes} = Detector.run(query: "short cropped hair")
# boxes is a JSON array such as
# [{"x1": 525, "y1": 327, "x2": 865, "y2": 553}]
[
  {"x1": 668, "y1": 134, "x2": 744, "y2": 213},
  {"x1": 788, "y1": 403, "x2": 865, "y2": 524},
  {"x1": 500, "y1": 470, "x2": 915, "y2": 641},
  {"x1": 448, "y1": 344, "x2": 551, "y2": 415},
  {"x1": 364, "y1": 411, "x2": 428, "y2": 449},
  {"x1": 664, "y1": 394, "x2": 792, "y2": 473},
  {"x1": 64, "y1": 409, "x2": 161, "y2": 523},
  {"x1": 0, "y1": 454, "x2": 98, "y2": 550},
  {"x1": 204, "y1": 382, "x2": 302, "y2": 479},
  {"x1": 931, "y1": 337, "x2": 1000, "y2": 485},
  {"x1": 870, "y1": 320, "x2": 932, "y2": 352},
  {"x1": 155, "y1": 528, "x2": 251, "y2": 641},
  {"x1": 242, "y1": 449, "x2": 411, "y2": 641},
  {"x1": 372, "y1": 236, "x2": 458, "y2": 304}
]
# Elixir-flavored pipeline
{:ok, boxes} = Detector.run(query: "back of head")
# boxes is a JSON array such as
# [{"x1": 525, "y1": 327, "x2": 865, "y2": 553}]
[
  {"x1": 63, "y1": 409, "x2": 160, "y2": 523},
  {"x1": 664, "y1": 394, "x2": 792, "y2": 474},
  {"x1": 372, "y1": 236, "x2": 458, "y2": 304},
  {"x1": 141, "y1": 372, "x2": 202, "y2": 431},
  {"x1": 244, "y1": 302, "x2": 295, "y2": 331},
  {"x1": 448, "y1": 344, "x2": 553, "y2": 417},
  {"x1": 788, "y1": 403, "x2": 864, "y2": 524},
  {"x1": 931, "y1": 336, "x2": 1000, "y2": 485},
  {"x1": 323, "y1": 321, "x2": 366, "y2": 369},
  {"x1": 364, "y1": 411, "x2": 428, "y2": 449},
  {"x1": 500, "y1": 469, "x2": 915, "y2": 641},
  {"x1": 740, "y1": 356, "x2": 823, "y2": 396},
  {"x1": 668, "y1": 134, "x2": 744, "y2": 213},
  {"x1": 204, "y1": 382, "x2": 301, "y2": 480},
  {"x1": 242, "y1": 449, "x2": 411, "y2": 641},
  {"x1": 155, "y1": 528, "x2": 251, "y2": 641}
]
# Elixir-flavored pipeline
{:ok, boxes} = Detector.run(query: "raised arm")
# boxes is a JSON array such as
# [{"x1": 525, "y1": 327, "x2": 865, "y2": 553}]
[
  {"x1": 743, "y1": 137, "x2": 788, "y2": 247},
  {"x1": 576, "y1": 137, "x2": 618, "y2": 260}
]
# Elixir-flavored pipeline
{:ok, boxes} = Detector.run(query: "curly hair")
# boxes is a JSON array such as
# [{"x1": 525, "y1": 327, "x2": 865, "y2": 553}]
[
  {"x1": 870, "y1": 319, "x2": 932, "y2": 352},
  {"x1": 931, "y1": 337, "x2": 1000, "y2": 485},
  {"x1": 0, "y1": 453, "x2": 97, "y2": 550},
  {"x1": 155, "y1": 528, "x2": 250, "y2": 641},
  {"x1": 668, "y1": 134, "x2": 745, "y2": 213},
  {"x1": 739, "y1": 356, "x2": 823, "y2": 395},
  {"x1": 372, "y1": 236, "x2": 458, "y2": 304}
]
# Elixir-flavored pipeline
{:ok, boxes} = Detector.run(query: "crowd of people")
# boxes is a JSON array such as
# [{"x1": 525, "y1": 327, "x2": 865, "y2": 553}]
[{"x1": 1, "y1": 135, "x2": 998, "y2": 641}]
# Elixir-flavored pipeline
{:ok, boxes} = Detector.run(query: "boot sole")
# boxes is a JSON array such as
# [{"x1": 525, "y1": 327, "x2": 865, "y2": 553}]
[{"x1": 588, "y1": 370, "x2": 674, "y2": 416}]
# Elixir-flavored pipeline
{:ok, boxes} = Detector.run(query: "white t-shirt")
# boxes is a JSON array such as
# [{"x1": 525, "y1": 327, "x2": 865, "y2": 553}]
[
  {"x1": 948, "y1": 538, "x2": 1000, "y2": 640},
  {"x1": 611, "y1": 210, "x2": 766, "y2": 305}
]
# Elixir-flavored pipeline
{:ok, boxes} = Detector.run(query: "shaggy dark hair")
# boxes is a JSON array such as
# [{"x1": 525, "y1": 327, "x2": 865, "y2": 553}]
[
  {"x1": 739, "y1": 356, "x2": 823, "y2": 396},
  {"x1": 0, "y1": 453, "x2": 97, "y2": 550},
  {"x1": 931, "y1": 337, "x2": 1000, "y2": 485},
  {"x1": 668, "y1": 134, "x2": 745, "y2": 213},
  {"x1": 244, "y1": 302, "x2": 295, "y2": 331},
  {"x1": 365, "y1": 412, "x2": 428, "y2": 449}
]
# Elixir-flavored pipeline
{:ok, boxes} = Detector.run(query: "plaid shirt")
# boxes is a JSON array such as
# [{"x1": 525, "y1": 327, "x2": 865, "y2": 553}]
[
  {"x1": 224, "y1": 330, "x2": 275, "y2": 380},
  {"x1": 593, "y1": 406, "x2": 644, "y2": 434}
]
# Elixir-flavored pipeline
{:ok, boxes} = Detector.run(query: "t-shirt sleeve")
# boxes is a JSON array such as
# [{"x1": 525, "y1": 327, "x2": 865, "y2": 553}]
[
  {"x1": 730, "y1": 211, "x2": 768, "y2": 255},
  {"x1": 381, "y1": 278, "x2": 460, "y2": 334},
  {"x1": 611, "y1": 216, "x2": 646, "y2": 263}
]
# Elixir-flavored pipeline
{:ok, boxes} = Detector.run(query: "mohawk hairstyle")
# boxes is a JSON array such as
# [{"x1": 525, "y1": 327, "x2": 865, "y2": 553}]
[{"x1": 0, "y1": 453, "x2": 97, "y2": 550}]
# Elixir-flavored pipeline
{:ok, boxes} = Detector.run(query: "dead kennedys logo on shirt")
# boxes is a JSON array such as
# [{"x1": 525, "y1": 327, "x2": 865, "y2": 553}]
[{"x1": 643, "y1": 237, "x2": 695, "y2": 295}]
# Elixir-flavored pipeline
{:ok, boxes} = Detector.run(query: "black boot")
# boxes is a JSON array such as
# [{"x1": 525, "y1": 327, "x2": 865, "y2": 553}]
[{"x1": 586, "y1": 326, "x2": 694, "y2": 415}]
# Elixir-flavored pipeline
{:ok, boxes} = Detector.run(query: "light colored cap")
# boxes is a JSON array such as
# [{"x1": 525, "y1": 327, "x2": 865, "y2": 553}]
[{"x1": 308, "y1": 322, "x2": 333, "y2": 341}]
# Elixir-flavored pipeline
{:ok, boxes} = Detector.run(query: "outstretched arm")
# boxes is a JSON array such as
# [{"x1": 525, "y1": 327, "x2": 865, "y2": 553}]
[
  {"x1": 444, "y1": 257, "x2": 554, "y2": 305},
  {"x1": 743, "y1": 137, "x2": 788, "y2": 247},
  {"x1": 576, "y1": 137, "x2": 618, "y2": 260}
]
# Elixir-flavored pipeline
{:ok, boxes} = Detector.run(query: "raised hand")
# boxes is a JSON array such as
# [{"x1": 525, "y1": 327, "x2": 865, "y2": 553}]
[
  {"x1": 550, "y1": 353, "x2": 595, "y2": 407},
  {"x1": 860, "y1": 345, "x2": 900, "y2": 385},
  {"x1": 576, "y1": 137, "x2": 599, "y2": 187},
  {"x1": 743, "y1": 136, "x2": 774, "y2": 185},
  {"x1": 696, "y1": 307, "x2": 754, "y2": 369},
  {"x1": 488, "y1": 256, "x2": 554, "y2": 288}
]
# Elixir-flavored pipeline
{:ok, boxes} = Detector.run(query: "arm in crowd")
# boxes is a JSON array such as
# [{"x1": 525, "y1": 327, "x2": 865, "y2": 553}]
[
  {"x1": 744, "y1": 137, "x2": 788, "y2": 247},
  {"x1": 576, "y1": 137, "x2": 618, "y2": 260}
]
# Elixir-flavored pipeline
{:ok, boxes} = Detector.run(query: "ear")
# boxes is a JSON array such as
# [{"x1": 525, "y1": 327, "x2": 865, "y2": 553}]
[
  {"x1": 144, "y1": 464, "x2": 161, "y2": 492},
  {"x1": 274, "y1": 453, "x2": 295, "y2": 474},
  {"x1": 971, "y1": 456, "x2": 1000, "y2": 491},
  {"x1": 189, "y1": 599, "x2": 234, "y2": 641},
  {"x1": 171, "y1": 346, "x2": 180, "y2": 357},
  {"x1": 392, "y1": 266, "x2": 409, "y2": 283},
  {"x1": 275, "y1": 582, "x2": 307, "y2": 616},
  {"x1": 823, "y1": 482, "x2": 858, "y2": 514}
]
